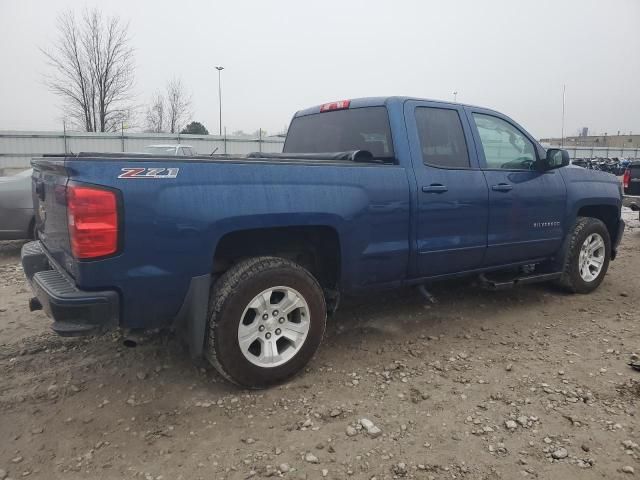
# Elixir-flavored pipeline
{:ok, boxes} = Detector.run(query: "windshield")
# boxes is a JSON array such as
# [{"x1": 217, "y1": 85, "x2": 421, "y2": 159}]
[
  {"x1": 283, "y1": 107, "x2": 394, "y2": 159},
  {"x1": 143, "y1": 146, "x2": 177, "y2": 155}
]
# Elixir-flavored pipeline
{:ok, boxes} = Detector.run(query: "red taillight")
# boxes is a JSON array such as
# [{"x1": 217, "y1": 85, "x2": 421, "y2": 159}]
[
  {"x1": 319, "y1": 99, "x2": 351, "y2": 112},
  {"x1": 67, "y1": 185, "x2": 119, "y2": 259},
  {"x1": 623, "y1": 169, "x2": 630, "y2": 189}
]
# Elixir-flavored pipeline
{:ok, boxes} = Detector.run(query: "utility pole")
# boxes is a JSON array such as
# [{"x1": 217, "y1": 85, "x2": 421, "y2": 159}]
[
  {"x1": 453, "y1": 91, "x2": 458, "y2": 103},
  {"x1": 62, "y1": 120, "x2": 68, "y2": 154},
  {"x1": 215, "y1": 66, "x2": 224, "y2": 136},
  {"x1": 561, "y1": 84, "x2": 566, "y2": 147}
]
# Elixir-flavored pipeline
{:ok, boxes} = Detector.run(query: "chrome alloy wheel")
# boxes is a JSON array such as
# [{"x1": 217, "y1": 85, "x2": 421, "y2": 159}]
[
  {"x1": 237, "y1": 286, "x2": 310, "y2": 368},
  {"x1": 578, "y1": 233, "x2": 605, "y2": 282}
]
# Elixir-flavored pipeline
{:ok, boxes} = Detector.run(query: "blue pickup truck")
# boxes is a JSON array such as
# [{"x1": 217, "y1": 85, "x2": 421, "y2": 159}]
[{"x1": 22, "y1": 97, "x2": 625, "y2": 387}]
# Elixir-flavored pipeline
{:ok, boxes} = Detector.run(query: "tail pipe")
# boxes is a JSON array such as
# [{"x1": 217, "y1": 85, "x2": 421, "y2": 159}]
[{"x1": 122, "y1": 329, "x2": 147, "y2": 348}]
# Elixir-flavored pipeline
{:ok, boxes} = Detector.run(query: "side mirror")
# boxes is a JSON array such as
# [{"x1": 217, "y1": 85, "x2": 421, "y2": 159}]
[{"x1": 542, "y1": 148, "x2": 570, "y2": 170}]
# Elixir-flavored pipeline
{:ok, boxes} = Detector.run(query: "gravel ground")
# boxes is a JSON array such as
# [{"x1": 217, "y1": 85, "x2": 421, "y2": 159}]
[{"x1": 1, "y1": 209, "x2": 639, "y2": 480}]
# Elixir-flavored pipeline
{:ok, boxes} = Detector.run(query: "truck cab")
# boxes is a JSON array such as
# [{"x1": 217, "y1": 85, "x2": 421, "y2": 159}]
[{"x1": 285, "y1": 98, "x2": 622, "y2": 278}]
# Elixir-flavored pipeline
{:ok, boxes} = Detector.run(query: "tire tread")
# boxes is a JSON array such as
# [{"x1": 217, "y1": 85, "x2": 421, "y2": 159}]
[
  {"x1": 557, "y1": 216, "x2": 610, "y2": 293},
  {"x1": 205, "y1": 256, "x2": 325, "y2": 387}
]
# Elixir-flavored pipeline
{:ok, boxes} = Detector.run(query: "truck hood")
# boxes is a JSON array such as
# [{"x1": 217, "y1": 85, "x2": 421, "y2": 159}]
[
  {"x1": 560, "y1": 165, "x2": 623, "y2": 209},
  {"x1": 561, "y1": 164, "x2": 620, "y2": 186}
]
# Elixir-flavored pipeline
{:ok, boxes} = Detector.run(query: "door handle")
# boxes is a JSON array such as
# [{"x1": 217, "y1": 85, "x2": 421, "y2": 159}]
[
  {"x1": 491, "y1": 183, "x2": 513, "y2": 192},
  {"x1": 422, "y1": 184, "x2": 448, "y2": 193}
]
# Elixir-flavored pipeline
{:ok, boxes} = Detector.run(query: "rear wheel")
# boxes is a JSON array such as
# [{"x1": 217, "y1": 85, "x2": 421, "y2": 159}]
[
  {"x1": 205, "y1": 256, "x2": 326, "y2": 388},
  {"x1": 556, "y1": 217, "x2": 611, "y2": 293}
]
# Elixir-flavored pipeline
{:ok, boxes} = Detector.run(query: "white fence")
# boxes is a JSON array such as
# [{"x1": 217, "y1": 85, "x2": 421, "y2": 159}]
[
  {"x1": 0, "y1": 130, "x2": 285, "y2": 175},
  {"x1": 542, "y1": 144, "x2": 639, "y2": 160},
  {"x1": 2, "y1": 132, "x2": 637, "y2": 176}
]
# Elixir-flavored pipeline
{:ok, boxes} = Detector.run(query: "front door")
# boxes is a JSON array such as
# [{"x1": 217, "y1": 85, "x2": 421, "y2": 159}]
[
  {"x1": 466, "y1": 109, "x2": 567, "y2": 266},
  {"x1": 404, "y1": 101, "x2": 489, "y2": 277}
]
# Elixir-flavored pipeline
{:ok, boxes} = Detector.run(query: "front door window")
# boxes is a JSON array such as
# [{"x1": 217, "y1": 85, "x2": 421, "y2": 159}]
[{"x1": 473, "y1": 113, "x2": 536, "y2": 170}]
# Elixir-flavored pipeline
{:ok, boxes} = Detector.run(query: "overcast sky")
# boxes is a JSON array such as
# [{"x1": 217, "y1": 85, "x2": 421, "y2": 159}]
[{"x1": 0, "y1": 0, "x2": 638, "y2": 138}]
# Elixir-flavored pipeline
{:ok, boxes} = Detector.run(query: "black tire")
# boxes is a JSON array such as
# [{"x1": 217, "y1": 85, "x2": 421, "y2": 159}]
[
  {"x1": 556, "y1": 217, "x2": 611, "y2": 294},
  {"x1": 205, "y1": 256, "x2": 326, "y2": 388}
]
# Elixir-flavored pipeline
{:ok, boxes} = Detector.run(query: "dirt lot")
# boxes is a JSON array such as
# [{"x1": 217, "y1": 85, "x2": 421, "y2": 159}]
[{"x1": 1, "y1": 210, "x2": 639, "y2": 480}]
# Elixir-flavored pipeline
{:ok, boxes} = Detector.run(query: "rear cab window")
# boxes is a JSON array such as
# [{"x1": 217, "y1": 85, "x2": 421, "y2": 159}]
[
  {"x1": 283, "y1": 107, "x2": 394, "y2": 161},
  {"x1": 415, "y1": 107, "x2": 470, "y2": 168}
]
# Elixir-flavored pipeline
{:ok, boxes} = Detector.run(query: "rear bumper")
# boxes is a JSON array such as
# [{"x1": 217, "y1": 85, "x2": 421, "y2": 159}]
[{"x1": 21, "y1": 241, "x2": 119, "y2": 336}]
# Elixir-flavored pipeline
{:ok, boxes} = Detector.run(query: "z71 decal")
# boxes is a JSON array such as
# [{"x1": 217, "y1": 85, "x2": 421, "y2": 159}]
[{"x1": 118, "y1": 167, "x2": 179, "y2": 179}]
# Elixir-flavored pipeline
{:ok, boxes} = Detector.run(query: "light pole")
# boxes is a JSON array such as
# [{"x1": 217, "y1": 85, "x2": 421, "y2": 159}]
[
  {"x1": 215, "y1": 66, "x2": 224, "y2": 136},
  {"x1": 453, "y1": 91, "x2": 458, "y2": 102},
  {"x1": 561, "y1": 84, "x2": 566, "y2": 148}
]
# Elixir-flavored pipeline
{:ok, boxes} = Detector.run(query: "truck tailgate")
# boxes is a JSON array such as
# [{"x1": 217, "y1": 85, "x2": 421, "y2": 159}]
[{"x1": 32, "y1": 157, "x2": 75, "y2": 276}]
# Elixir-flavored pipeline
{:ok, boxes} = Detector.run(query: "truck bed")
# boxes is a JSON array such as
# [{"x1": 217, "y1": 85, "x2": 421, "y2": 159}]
[
  {"x1": 32, "y1": 152, "x2": 411, "y2": 330},
  {"x1": 39, "y1": 150, "x2": 382, "y2": 165}
]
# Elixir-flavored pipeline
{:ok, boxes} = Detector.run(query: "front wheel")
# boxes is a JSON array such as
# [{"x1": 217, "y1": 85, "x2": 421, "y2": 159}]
[
  {"x1": 556, "y1": 217, "x2": 611, "y2": 294},
  {"x1": 205, "y1": 256, "x2": 326, "y2": 388}
]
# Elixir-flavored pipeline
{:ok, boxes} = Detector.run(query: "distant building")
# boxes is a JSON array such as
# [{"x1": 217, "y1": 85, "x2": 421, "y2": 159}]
[{"x1": 540, "y1": 134, "x2": 640, "y2": 148}]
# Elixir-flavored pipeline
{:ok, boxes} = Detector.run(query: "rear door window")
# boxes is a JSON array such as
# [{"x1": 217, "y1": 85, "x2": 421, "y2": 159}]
[
  {"x1": 284, "y1": 107, "x2": 394, "y2": 159},
  {"x1": 415, "y1": 107, "x2": 470, "y2": 168}
]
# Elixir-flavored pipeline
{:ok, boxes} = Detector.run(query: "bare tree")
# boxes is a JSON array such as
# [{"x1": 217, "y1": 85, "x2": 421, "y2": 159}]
[
  {"x1": 145, "y1": 92, "x2": 166, "y2": 133},
  {"x1": 166, "y1": 78, "x2": 191, "y2": 134},
  {"x1": 42, "y1": 9, "x2": 135, "y2": 132}
]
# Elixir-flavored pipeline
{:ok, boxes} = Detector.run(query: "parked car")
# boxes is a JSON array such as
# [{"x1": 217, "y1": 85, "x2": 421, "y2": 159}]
[
  {"x1": 21, "y1": 96, "x2": 625, "y2": 388},
  {"x1": 623, "y1": 161, "x2": 640, "y2": 219},
  {"x1": 0, "y1": 169, "x2": 35, "y2": 240},
  {"x1": 143, "y1": 144, "x2": 196, "y2": 156}
]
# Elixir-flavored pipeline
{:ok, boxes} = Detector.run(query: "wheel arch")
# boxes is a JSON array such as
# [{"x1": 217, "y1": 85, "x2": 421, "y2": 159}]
[
  {"x1": 212, "y1": 225, "x2": 342, "y2": 290},
  {"x1": 554, "y1": 202, "x2": 620, "y2": 270},
  {"x1": 555, "y1": 216, "x2": 612, "y2": 293},
  {"x1": 177, "y1": 224, "x2": 342, "y2": 361},
  {"x1": 575, "y1": 204, "x2": 620, "y2": 250}
]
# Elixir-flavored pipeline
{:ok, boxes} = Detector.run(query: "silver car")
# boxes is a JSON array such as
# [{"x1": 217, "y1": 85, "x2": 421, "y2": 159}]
[{"x1": 0, "y1": 169, "x2": 35, "y2": 240}]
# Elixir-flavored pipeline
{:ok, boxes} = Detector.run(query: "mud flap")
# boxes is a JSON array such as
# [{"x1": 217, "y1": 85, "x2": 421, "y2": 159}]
[{"x1": 173, "y1": 274, "x2": 211, "y2": 359}]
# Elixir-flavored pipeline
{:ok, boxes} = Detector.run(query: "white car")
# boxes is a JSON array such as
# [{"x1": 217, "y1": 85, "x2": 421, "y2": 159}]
[{"x1": 143, "y1": 144, "x2": 196, "y2": 156}]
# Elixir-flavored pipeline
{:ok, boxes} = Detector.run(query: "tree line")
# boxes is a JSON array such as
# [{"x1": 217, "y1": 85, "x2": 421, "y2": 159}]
[{"x1": 42, "y1": 8, "x2": 209, "y2": 135}]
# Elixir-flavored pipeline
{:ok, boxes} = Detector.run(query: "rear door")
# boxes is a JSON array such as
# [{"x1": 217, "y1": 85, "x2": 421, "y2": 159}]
[
  {"x1": 466, "y1": 108, "x2": 567, "y2": 265},
  {"x1": 404, "y1": 100, "x2": 489, "y2": 277}
]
